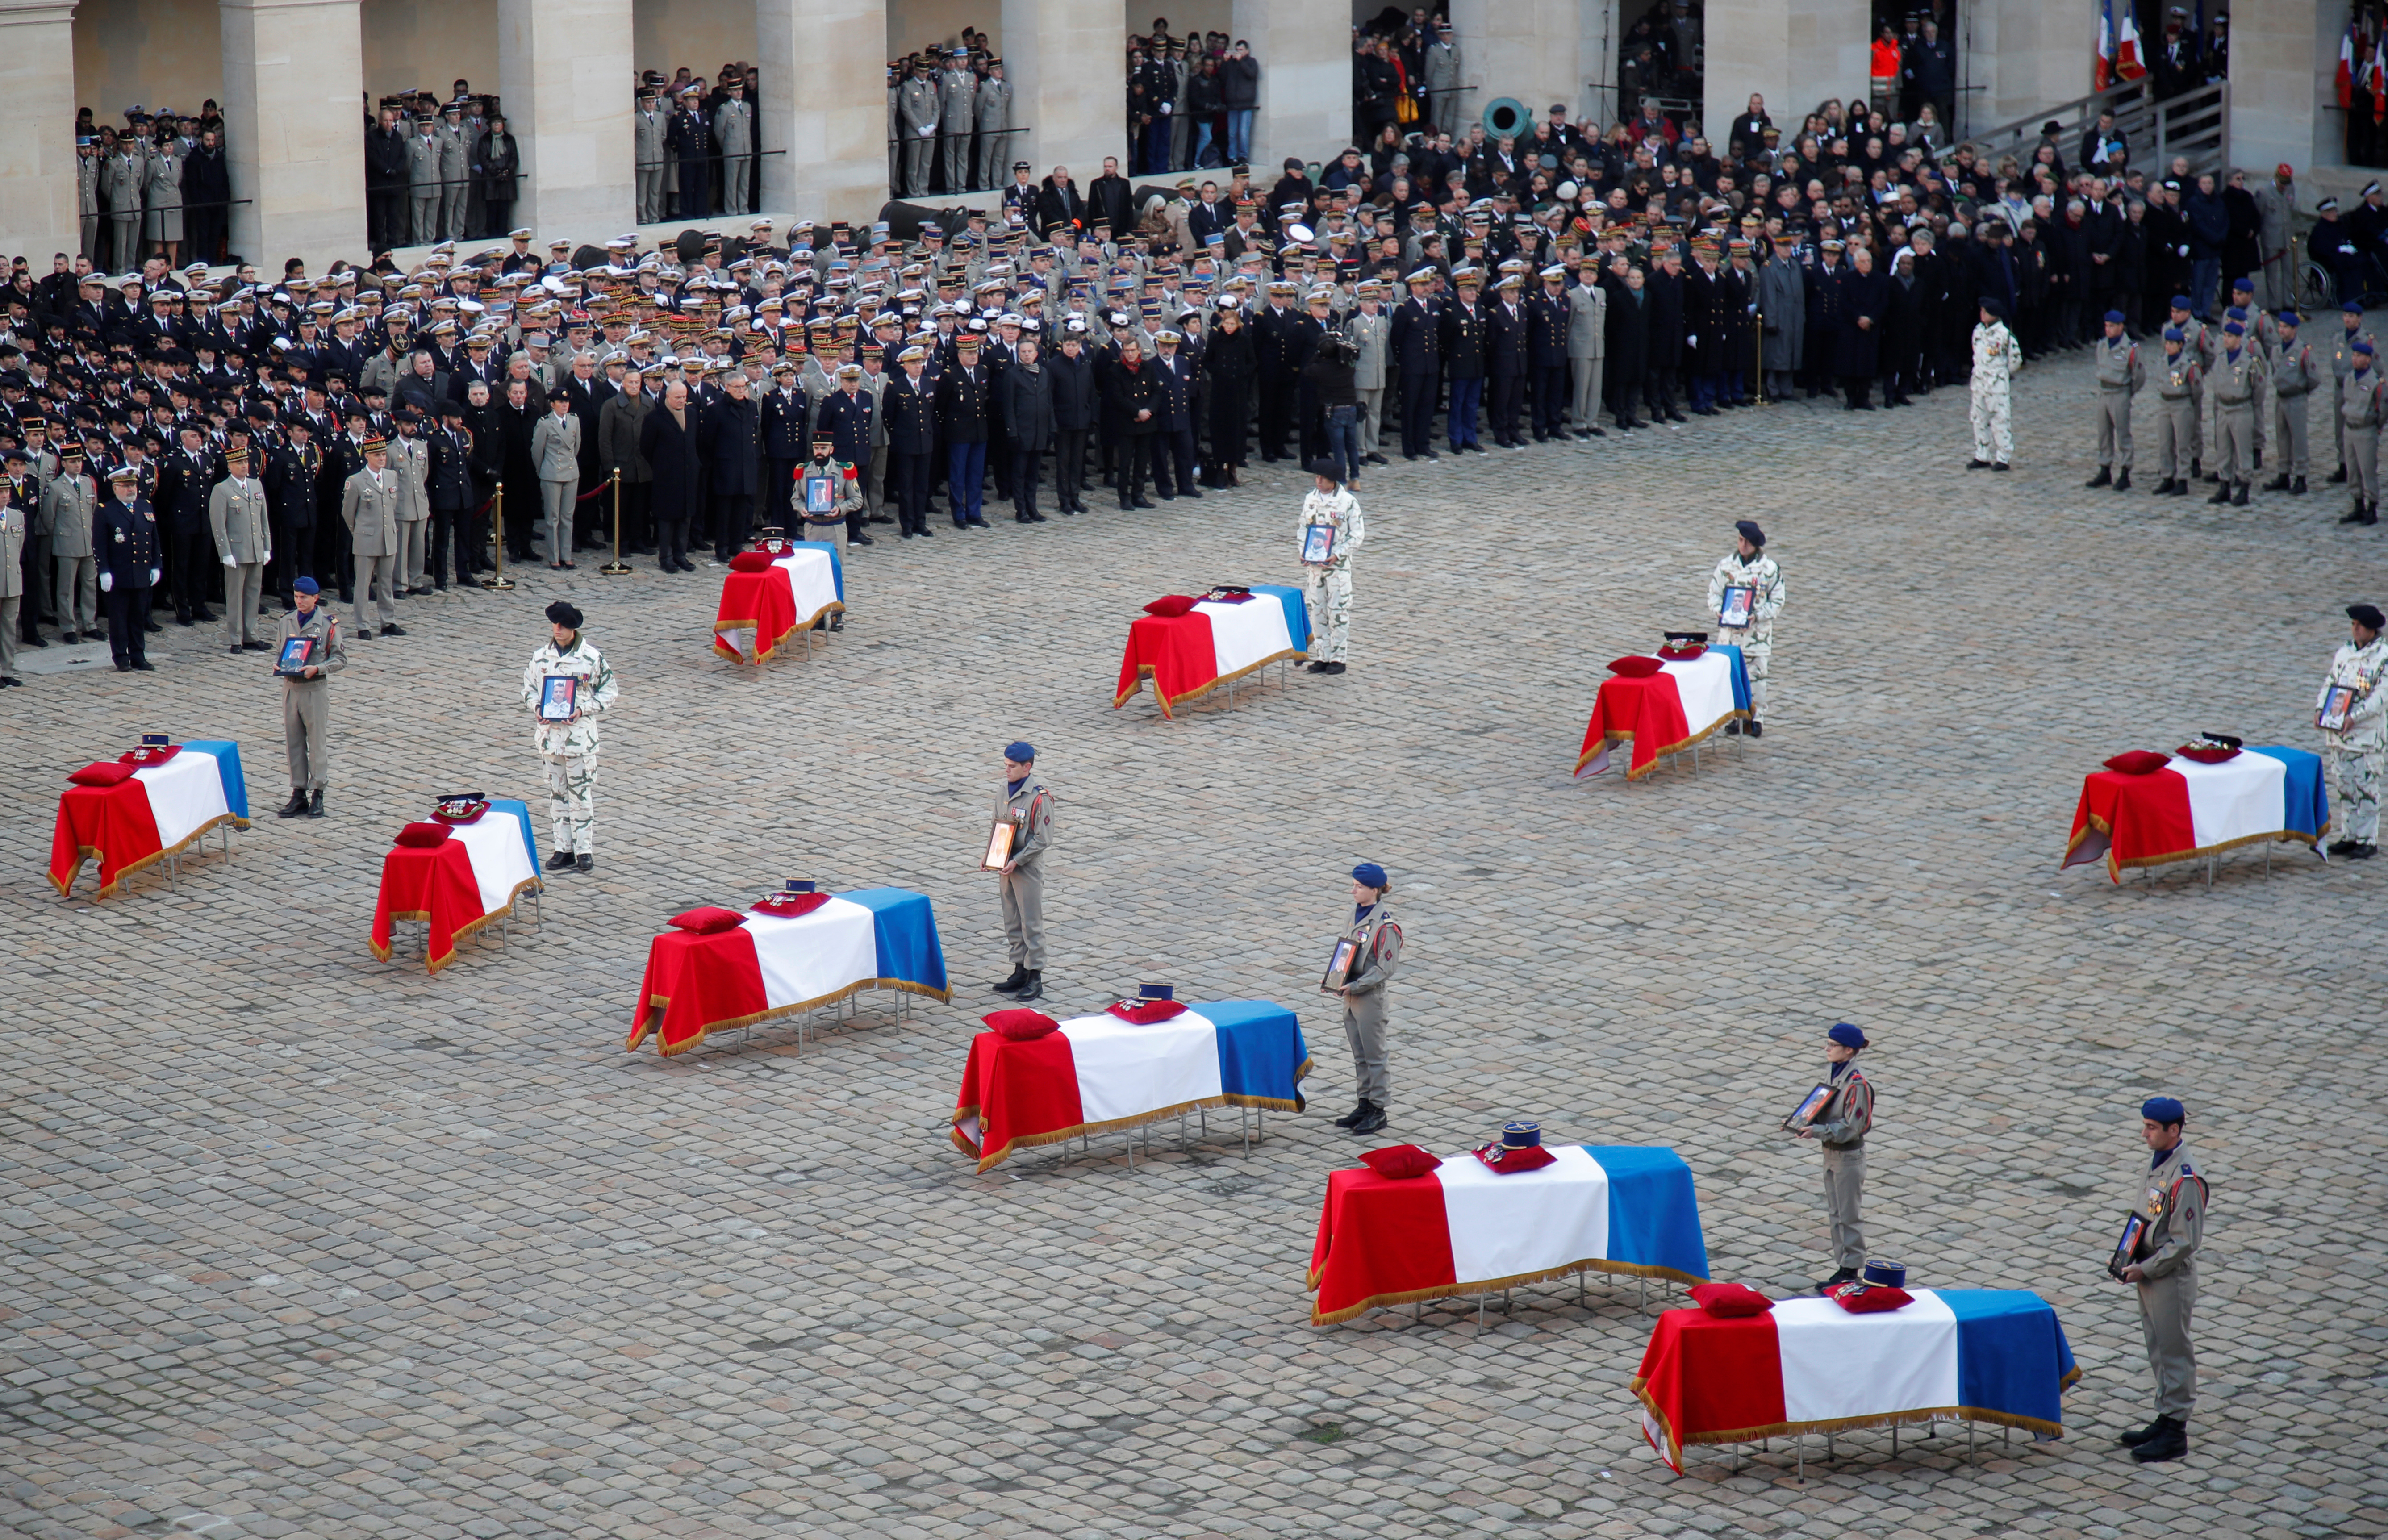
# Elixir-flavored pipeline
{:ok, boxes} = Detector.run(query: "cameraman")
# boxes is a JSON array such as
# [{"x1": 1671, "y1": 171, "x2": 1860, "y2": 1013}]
[{"x1": 1303, "y1": 327, "x2": 1364, "y2": 488}]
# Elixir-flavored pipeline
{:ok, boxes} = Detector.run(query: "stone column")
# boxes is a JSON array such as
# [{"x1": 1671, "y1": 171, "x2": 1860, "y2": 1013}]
[
  {"x1": 1448, "y1": 0, "x2": 1613, "y2": 141},
  {"x1": 757, "y1": 0, "x2": 885, "y2": 224},
  {"x1": 1701, "y1": 0, "x2": 1868, "y2": 147},
  {"x1": 219, "y1": 0, "x2": 367, "y2": 269},
  {"x1": 0, "y1": 0, "x2": 81, "y2": 256},
  {"x1": 1004, "y1": 0, "x2": 1118, "y2": 189},
  {"x1": 2227, "y1": 0, "x2": 2338, "y2": 179},
  {"x1": 1232, "y1": 0, "x2": 1347, "y2": 173},
  {"x1": 1963, "y1": 0, "x2": 2092, "y2": 137},
  {"x1": 498, "y1": 0, "x2": 633, "y2": 240}
]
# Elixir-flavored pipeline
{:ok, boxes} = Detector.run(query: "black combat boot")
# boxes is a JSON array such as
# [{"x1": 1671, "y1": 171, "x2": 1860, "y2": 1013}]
[
  {"x1": 2263, "y1": 474, "x2": 2291, "y2": 492},
  {"x1": 2231, "y1": 482, "x2": 2250, "y2": 506},
  {"x1": 2130, "y1": 1416, "x2": 2188, "y2": 1463},
  {"x1": 1347, "y1": 1102, "x2": 1387, "y2": 1135},
  {"x1": 305, "y1": 789, "x2": 325, "y2": 818},
  {"x1": 276, "y1": 789, "x2": 309, "y2": 818},
  {"x1": 988, "y1": 964, "x2": 1028, "y2": 996},
  {"x1": 2207, "y1": 480, "x2": 2232, "y2": 505},
  {"x1": 2115, "y1": 1416, "x2": 2168, "y2": 1447},
  {"x1": 1333, "y1": 1101, "x2": 1370, "y2": 1128},
  {"x1": 2113, "y1": 468, "x2": 2131, "y2": 491},
  {"x1": 2292, "y1": 476, "x2": 2308, "y2": 494},
  {"x1": 1012, "y1": 969, "x2": 1043, "y2": 1002},
  {"x1": 2084, "y1": 467, "x2": 2112, "y2": 488}
]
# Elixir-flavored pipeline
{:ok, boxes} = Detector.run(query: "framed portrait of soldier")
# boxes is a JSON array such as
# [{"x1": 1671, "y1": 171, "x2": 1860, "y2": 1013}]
[
  {"x1": 1780, "y1": 1082, "x2": 1835, "y2": 1132},
  {"x1": 2107, "y1": 1212, "x2": 2149, "y2": 1280},
  {"x1": 980, "y1": 818, "x2": 1014, "y2": 872},
  {"x1": 2318, "y1": 684, "x2": 2359, "y2": 733},
  {"x1": 1717, "y1": 584, "x2": 1755, "y2": 630},
  {"x1": 1319, "y1": 936, "x2": 1359, "y2": 994},
  {"x1": 537, "y1": 675, "x2": 579, "y2": 722}
]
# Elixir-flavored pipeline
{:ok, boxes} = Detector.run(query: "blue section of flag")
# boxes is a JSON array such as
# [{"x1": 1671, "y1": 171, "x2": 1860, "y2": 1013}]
[
  {"x1": 1708, "y1": 646, "x2": 1753, "y2": 714},
  {"x1": 487, "y1": 798, "x2": 541, "y2": 875},
  {"x1": 1582, "y1": 1146, "x2": 1711, "y2": 1281},
  {"x1": 180, "y1": 740, "x2": 248, "y2": 821},
  {"x1": 2246, "y1": 745, "x2": 2330, "y2": 840},
  {"x1": 1251, "y1": 584, "x2": 1311, "y2": 656},
  {"x1": 841, "y1": 887, "x2": 948, "y2": 995},
  {"x1": 1939, "y1": 1289, "x2": 2078, "y2": 1427},
  {"x1": 796, "y1": 540, "x2": 845, "y2": 601},
  {"x1": 1197, "y1": 999, "x2": 1311, "y2": 1104}
]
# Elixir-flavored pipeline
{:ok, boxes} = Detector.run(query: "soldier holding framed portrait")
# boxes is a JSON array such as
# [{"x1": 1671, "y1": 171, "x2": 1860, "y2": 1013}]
[
  {"x1": 519, "y1": 600, "x2": 620, "y2": 875},
  {"x1": 1708, "y1": 518, "x2": 1785, "y2": 738},
  {"x1": 1786, "y1": 1021, "x2": 1873, "y2": 1290},
  {"x1": 2319, "y1": 603, "x2": 2388, "y2": 860},
  {"x1": 1327, "y1": 861, "x2": 1402, "y2": 1138},
  {"x1": 988, "y1": 741, "x2": 1054, "y2": 1002},
  {"x1": 2112, "y1": 1096, "x2": 2204, "y2": 1464}
]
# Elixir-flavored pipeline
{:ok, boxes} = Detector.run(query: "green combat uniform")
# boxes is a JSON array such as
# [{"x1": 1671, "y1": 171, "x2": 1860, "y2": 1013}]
[{"x1": 520, "y1": 630, "x2": 621, "y2": 860}]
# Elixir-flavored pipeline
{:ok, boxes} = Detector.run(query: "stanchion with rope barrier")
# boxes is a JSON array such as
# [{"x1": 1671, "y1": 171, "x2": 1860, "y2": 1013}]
[
  {"x1": 481, "y1": 486, "x2": 515, "y2": 591},
  {"x1": 600, "y1": 468, "x2": 632, "y2": 576}
]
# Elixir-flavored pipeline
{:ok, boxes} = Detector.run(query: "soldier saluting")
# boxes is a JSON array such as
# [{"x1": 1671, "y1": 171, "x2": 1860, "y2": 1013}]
[{"x1": 2113, "y1": 1096, "x2": 2204, "y2": 1465}]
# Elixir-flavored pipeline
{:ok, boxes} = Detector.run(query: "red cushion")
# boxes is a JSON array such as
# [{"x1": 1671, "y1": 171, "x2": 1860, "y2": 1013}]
[
  {"x1": 750, "y1": 890, "x2": 831, "y2": 918},
  {"x1": 984, "y1": 1008, "x2": 1060, "y2": 1041},
  {"x1": 1142, "y1": 594, "x2": 1199, "y2": 617},
  {"x1": 67, "y1": 762, "x2": 138, "y2": 787},
  {"x1": 667, "y1": 906, "x2": 747, "y2": 934},
  {"x1": 1106, "y1": 999, "x2": 1189, "y2": 1024},
  {"x1": 393, "y1": 821, "x2": 451, "y2": 848},
  {"x1": 118, "y1": 745, "x2": 180, "y2": 764},
  {"x1": 1606, "y1": 655, "x2": 1664, "y2": 678},
  {"x1": 1357, "y1": 1144, "x2": 1442, "y2": 1179},
  {"x1": 431, "y1": 800, "x2": 489, "y2": 825},
  {"x1": 1830, "y1": 1284, "x2": 1916, "y2": 1314},
  {"x1": 1472, "y1": 1144, "x2": 1558, "y2": 1173},
  {"x1": 2103, "y1": 750, "x2": 2171, "y2": 775},
  {"x1": 2173, "y1": 744, "x2": 2240, "y2": 764},
  {"x1": 1688, "y1": 1282, "x2": 1773, "y2": 1318},
  {"x1": 728, "y1": 550, "x2": 777, "y2": 573},
  {"x1": 1656, "y1": 645, "x2": 1707, "y2": 661}
]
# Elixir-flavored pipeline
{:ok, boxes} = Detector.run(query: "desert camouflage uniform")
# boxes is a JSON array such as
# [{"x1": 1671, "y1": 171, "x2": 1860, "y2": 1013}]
[
  {"x1": 1970, "y1": 319, "x2": 2017, "y2": 465},
  {"x1": 1297, "y1": 484, "x2": 1365, "y2": 664},
  {"x1": 1707, "y1": 548, "x2": 1785, "y2": 721},
  {"x1": 2319, "y1": 632, "x2": 2388, "y2": 845},
  {"x1": 520, "y1": 633, "x2": 620, "y2": 856}
]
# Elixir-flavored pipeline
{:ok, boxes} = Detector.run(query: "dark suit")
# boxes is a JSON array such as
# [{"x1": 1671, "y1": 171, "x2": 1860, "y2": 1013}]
[
  {"x1": 1485, "y1": 299, "x2": 1528, "y2": 445},
  {"x1": 637, "y1": 403, "x2": 701, "y2": 568},
  {"x1": 153, "y1": 445, "x2": 218, "y2": 621},
  {"x1": 698, "y1": 391, "x2": 760, "y2": 559},
  {"x1": 1440, "y1": 299, "x2": 1487, "y2": 448}
]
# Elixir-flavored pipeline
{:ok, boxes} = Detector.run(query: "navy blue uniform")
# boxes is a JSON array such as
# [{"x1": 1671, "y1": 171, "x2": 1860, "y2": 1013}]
[
  {"x1": 96, "y1": 493, "x2": 160, "y2": 668},
  {"x1": 1389, "y1": 293, "x2": 1442, "y2": 458}
]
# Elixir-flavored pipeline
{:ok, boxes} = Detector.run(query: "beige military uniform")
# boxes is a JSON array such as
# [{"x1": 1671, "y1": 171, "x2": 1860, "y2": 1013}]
[
  {"x1": 340, "y1": 463, "x2": 402, "y2": 630},
  {"x1": 2154, "y1": 350, "x2": 2201, "y2": 482},
  {"x1": 2271, "y1": 337, "x2": 2320, "y2": 480},
  {"x1": 206, "y1": 472, "x2": 271, "y2": 647},
  {"x1": 277, "y1": 602, "x2": 348, "y2": 791},
  {"x1": 2128, "y1": 1141, "x2": 2206, "y2": 1420},
  {"x1": 0, "y1": 496, "x2": 23, "y2": 678},
  {"x1": 388, "y1": 432, "x2": 431, "y2": 591},
  {"x1": 2209, "y1": 344, "x2": 2265, "y2": 489},
  {"x1": 38, "y1": 467, "x2": 99, "y2": 637},
  {"x1": 994, "y1": 776, "x2": 1053, "y2": 970},
  {"x1": 1811, "y1": 1062, "x2": 1874, "y2": 1273},
  {"x1": 2093, "y1": 333, "x2": 2145, "y2": 470},
  {"x1": 2343, "y1": 367, "x2": 2388, "y2": 507},
  {"x1": 1335, "y1": 898, "x2": 1402, "y2": 1108}
]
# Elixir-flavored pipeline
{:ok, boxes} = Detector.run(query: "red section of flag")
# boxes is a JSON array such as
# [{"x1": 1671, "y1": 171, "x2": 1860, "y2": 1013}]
[
  {"x1": 1632, "y1": 1309, "x2": 1791, "y2": 1473},
  {"x1": 1306, "y1": 1167, "x2": 1461, "y2": 1323}
]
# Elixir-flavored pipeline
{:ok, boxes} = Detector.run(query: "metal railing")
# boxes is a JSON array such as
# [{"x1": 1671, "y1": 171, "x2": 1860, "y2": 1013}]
[{"x1": 1963, "y1": 77, "x2": 2229, "y2": 182}]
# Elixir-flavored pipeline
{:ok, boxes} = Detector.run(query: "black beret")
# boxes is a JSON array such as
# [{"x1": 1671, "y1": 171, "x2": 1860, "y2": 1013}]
[
  {"x1": 546, "y1": 600, "x2": 583, "y2": 629},
  {"x1": 1735, "y1": 519, "x2": 1765, "y2": 547},
  {"x1": 2350, "y1": 604, "x2": 2385, "y2": 630}
]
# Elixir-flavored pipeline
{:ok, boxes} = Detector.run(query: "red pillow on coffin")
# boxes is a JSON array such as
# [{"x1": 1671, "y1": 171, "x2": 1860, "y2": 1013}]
[
  {"x1": 751, "y1": 890, "x2": 831, "y2": 918},
  {"x1": 667, "y1": 906, "x2": 747, "y2": 934},
  {"x1": 118, "y1": 744, "x2": 181, "y2": 764},
  {"x1": 67, "y1": 762, "x2": 138, "y2": 787},
  {"x1": 432, "y1": 798, "x2": 489, "y2": 824},
  {"x1": 985, "y1": 1009, "x2": 1060, "y2": 1041},
  {"x1": 1142, "y1": 595, "x2": 1199, "y2": 618},
  {"x1": 2102, "y1": 750, "x2": 2171, "y2": 775},
  {"x1": 1471, "y1": 1143, "x2": 1558, "y2": 1173},
  {"x1": 1688, "y1": 1282, "x2": 1772, "y2": 1318},
  {"x1": 727, "y1": 550, "x2": 777, "y2": 573},
  {"x1": 1106, "y1": 998, "x2": 1188, "y2": 1024},
  {"x1": 1828, "y1": 1283, "x2": 1916, "y2": 1314},
  {"x1": 1606, "y1": 655, "x2": 1665, "y2": 678},
  {"x1": 2173, "y1": 743, "x2": 2240, "y2": 764},
  {"x1": 1358, "y1": 1144, "x2": 1442, "y2": 1178},
  {"x1": 393, "y1": 822, "x2": 451, "y2": 848}
]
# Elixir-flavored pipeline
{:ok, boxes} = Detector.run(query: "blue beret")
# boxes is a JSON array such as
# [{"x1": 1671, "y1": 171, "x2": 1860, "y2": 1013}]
[
  {"x1": 2231, "y1": 276, "x2": 2254, "y2": 292},
  {"x1": 1004, "y1": 740, "x2": 1035, "y2": 762},
  {"x1": 2141, "y1": 1096, "x2": 2185, "y2": 1125},
  {"x1": 2170, "y1": 295, "x2": 2194, "y2": 310},
  {"x1": 2225, "y1": 305, "x2": 2247, "y2": 321},
  {"x1": 1351, "y1": 862, "x2": 1388, "y2": 889},
  {"x1": 293, "y1": 576, "x2": 320, "y2": 594},
  {"x1": 2224, "y1": 321, "x2": 2245, "y2": 335},
  {"x1": 2162, "y1": 326, "x2": 2185, "y2": 342},
  {"x1": 2103, "y1": 309, "x2": 2125, "y2": 325},
  {"x1": 2359, "y1": 339, "x2": 2378, "y2": 355},
  {"x1": 1828, "y1": 1022, "x2": 1867, "y2": 1050},
  {"x1": 2348, "y1": 300, "x2": 2369, "y2": 314},
  {"x1": 1735, "y1": 518, "x2": 1765, "y2": 547},
  {"x1": 2279, "y1": 310, "x2": 2302, "y2": 325}
]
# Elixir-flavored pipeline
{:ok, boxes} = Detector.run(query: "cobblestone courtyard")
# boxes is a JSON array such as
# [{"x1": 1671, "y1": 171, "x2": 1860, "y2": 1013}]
[{"x1": 3, "y1": 366, "x2": 2382, "y2": 1540}]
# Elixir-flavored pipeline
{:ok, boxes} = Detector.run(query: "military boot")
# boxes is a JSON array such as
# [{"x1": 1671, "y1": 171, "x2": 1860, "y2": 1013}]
[
  {"x1": 2130, "y1": 1416, "x2": 2188, "y2": 1463},
  {"x1": 988, "y1": 964, "x2": 1029, "y2": 996}
]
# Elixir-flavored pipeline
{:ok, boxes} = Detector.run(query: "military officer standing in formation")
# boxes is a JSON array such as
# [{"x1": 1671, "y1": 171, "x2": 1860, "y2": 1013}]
[
  {"x1": 2084, "y1": 310, "x2": 2144, "y2": 490},
  {"x1": 340, "y1": 436, "x2": 406, "y2": 638},
  {"x1": 2329, "y1": 302, "x2": 2374, "y2": 490},
  {"x1": 1297, "y1": 457, "x2": 1364, "y2": 675},
  {"x1": 940, "y1": 50, "x2": 977, "y2": 198},
  {"x1": 2341, "y1": 342, "x2": 2387, "y2": 526},
  {"x1": 2113, "y1": 1097, "x2": 2204, "y2": 1465},
  {"x1": 988, "y1": 741, "x2": 1052, "y2": 1004},
  {"x1": 716, "y1": 76, "x2": 755, "y2": 218},
  {"x1": 1790, "y1": 1021, "x2": 1874, "y2": 1290},
  {"x1": 39, "y1": 445, "x2": 99, "y2": 644},
  {"x1": 2207, "y1": 319, "x2": 2264, "y2": 506},
  {"x1": 1329, "y1": 862, "x2": 1400, "y2": 1139},
  {"x1": 634, "y1": 85, "x2": 667, "y2": 223},
  {"x1": 898, "y1": 58, "x2": 940, "y2": 198},
  {"x1": 1966, "y1": 300, "x2": 2016, "y2": 471},
  {"x1": 973, "y1": 60, "x2": 1012, "y2": 194},
  {"x1": 2320, "y1": 602, "x2": 2388, "y2": 859},
  {"x1": 96, "y1": 462, "x2": 159, "y2": 672},
  {"x1": 521, "y1": 599, "x2": 620, "y2": 874},
  {"x1": 0, "y1": 479, "x2": 23, "y2": 687},
  {"x1": 2263, "y1": 312, "x2": 2317, "y2": 496},
  {"x1": 207, "y1": 444, "x2": 271, "y2": 654},
  {"x1": 274, "y1": 575, "x2": 344, "y2": 818},
  {"x1": 1708, "y1": 518, "x2": 1783, "y2": 738},
  {"x1": 2149, "y1": 327, "x2": 2202, "y2": 496}
]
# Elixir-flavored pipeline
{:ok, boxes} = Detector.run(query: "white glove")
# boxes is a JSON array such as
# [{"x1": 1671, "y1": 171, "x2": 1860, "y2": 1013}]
[
  {"x1": 223, "y1": 555, "x2": 238, "y2": 568},
  {"x1": 149, "y1": 568, "x2": 161, "y2": 585},
  {"x1": 100, "y1": 571, "x2": 113, "y2": 593}
]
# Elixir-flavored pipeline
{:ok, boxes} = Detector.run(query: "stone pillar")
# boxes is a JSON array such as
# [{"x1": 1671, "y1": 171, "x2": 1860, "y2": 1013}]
[
  {"x1": 498, "y1": 0, "x2": 632, "y2": 240},
  {"x1": 1963, "y1": 0, "x2": 2091, "y2": 138},
  {"x1": 757, "y1": 0, "x2": 885, "y2": 223},
  {"x1": 2227, "y1": 0, "x2": 2338, "y2": 178},
  {"x1": 1701, "y1": 0, "x2": 1868, "y2": 146},
  {"x1": 0, "y1": 0, "x2": 82, "y2": 256},
  {"x1": 1449, "y1": 0, "x2": 1613, "y2": 141},
  {"x1": 219, "y1": 0, "x2": 367, "y2": 269},
  {"x1": 1232, "y1": 0, "x2": 1346, "y2": 173},
  {"x1": 1004, "y1": 0, "x2": 1118, "y2": 188}
]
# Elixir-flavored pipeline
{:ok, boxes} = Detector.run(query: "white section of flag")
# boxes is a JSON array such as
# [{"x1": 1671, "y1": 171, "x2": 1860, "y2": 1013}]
[
  {"x1": 1661, "y1": 651, "x2": 1740, "y2": 737},
  {"x1": 743, "y1": 896, "x2": 879, "y2": 1008},
  {"x1": 1437, "y1": 1144, "x2": 1611, "y2": 1284},
  {"x1": 1057, "y1": 1008, "x2": 1223, "y2": 1124},
  {"x1": 2167, "y1": 751, "x2": 2287, "y2": 849},
  {"x1": 450, "y1": 814, "x2": 537, "y2": 918},
  {"x1": 772, "y1": 548, "x2": 841, "y2": 623},
  {"x1": 1195, "y1": 598, "x2": 1294, "y2": 677},
  {"x1": 132, "y1": 754, "x2": 231, "y2": 850},
  {"x1": 1775, "y1": 1289, "x2": 1959, "y2": 1424}
]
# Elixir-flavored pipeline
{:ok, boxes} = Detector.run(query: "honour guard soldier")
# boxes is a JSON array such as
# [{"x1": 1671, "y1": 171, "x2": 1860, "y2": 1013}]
[
  {"x1": 96, "y1": 463, "x2": 160, "y2": 672},
  {"x1": 1297, "y1": 458, "x2": 1365, "y2": 674},
  {"x1": 208, "y1": 443, "x2": 271, "y2": 653},
  {"x1": 988, "y1": 741, "x2": 1053, "y2": 1003},
  {"x1": 2320, "y1": 602, "x2": 2388, "y2": 857},
  {"x1": 1708, "y1": 519, "x2": 1785, "y2": 737},
  {"x1": 1331, "y1": 862, "x2": 1401, "y2": 1137},
  {"x1": 0, "y1": 479, "x2": 22, "y2": 686},
  {"x1": 2329, "y1": 302, "x2": 2374, "y2": 486},
  {"x1": 274, "y1": 576, "x2": 345, "y2": 818},
  {"x1": 973, "y1": 59, "x2": 1012, "y2": 193},
  {"x1": 2114, "y1": 1097, "x2": 2204, "y2": 1464},
  {"x1": 793, "y1": 432, "x2": 863, "y2": 581},
  {"x1": 2264, "y1": 311, "x2": 2317, "y2": 495},
  {"x1": 715, "y1": 75, "x2": 755, "y2": 217},
  {"x1": 1967, "y1": 299, "x2": 2016, "y2": 471},
  {"x1": 2150, "y1": 329, "x2": 2201, "y2": 496},
  {"x1": 634, "y1": 87, "x2": 668, "y2": 224},
  {"x1": 39, "y1": 444, "x2": 99, "y2": 643},
  {"x1": 898, "y1": 58, "x2": 940, "y2": 199},
  {"x1": 2208, "y1": 319, "x2": 2264, "y2": 506},
  {"x1": 2341, "y1": 342, "x2": 2387, "y2": 525},
  {"x1": 2086, "y1": 310, "x2": 2144, "y2": 489},
  {"x1": 1791, "y1": 1021, "x2": 1874, "y2": 1289},
  {"x1": 521, "y1": 599, "x2": 621, "y2": 874},
  {"x1": 1390, "y1": 267, "x2": 1444, "y2": 461},
  {"x1": 339, "y1": 435, "x2": 405, "y2": 636},
  {"x1": 939, "y1": 50, "x2": 977, "y2": 194}
]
